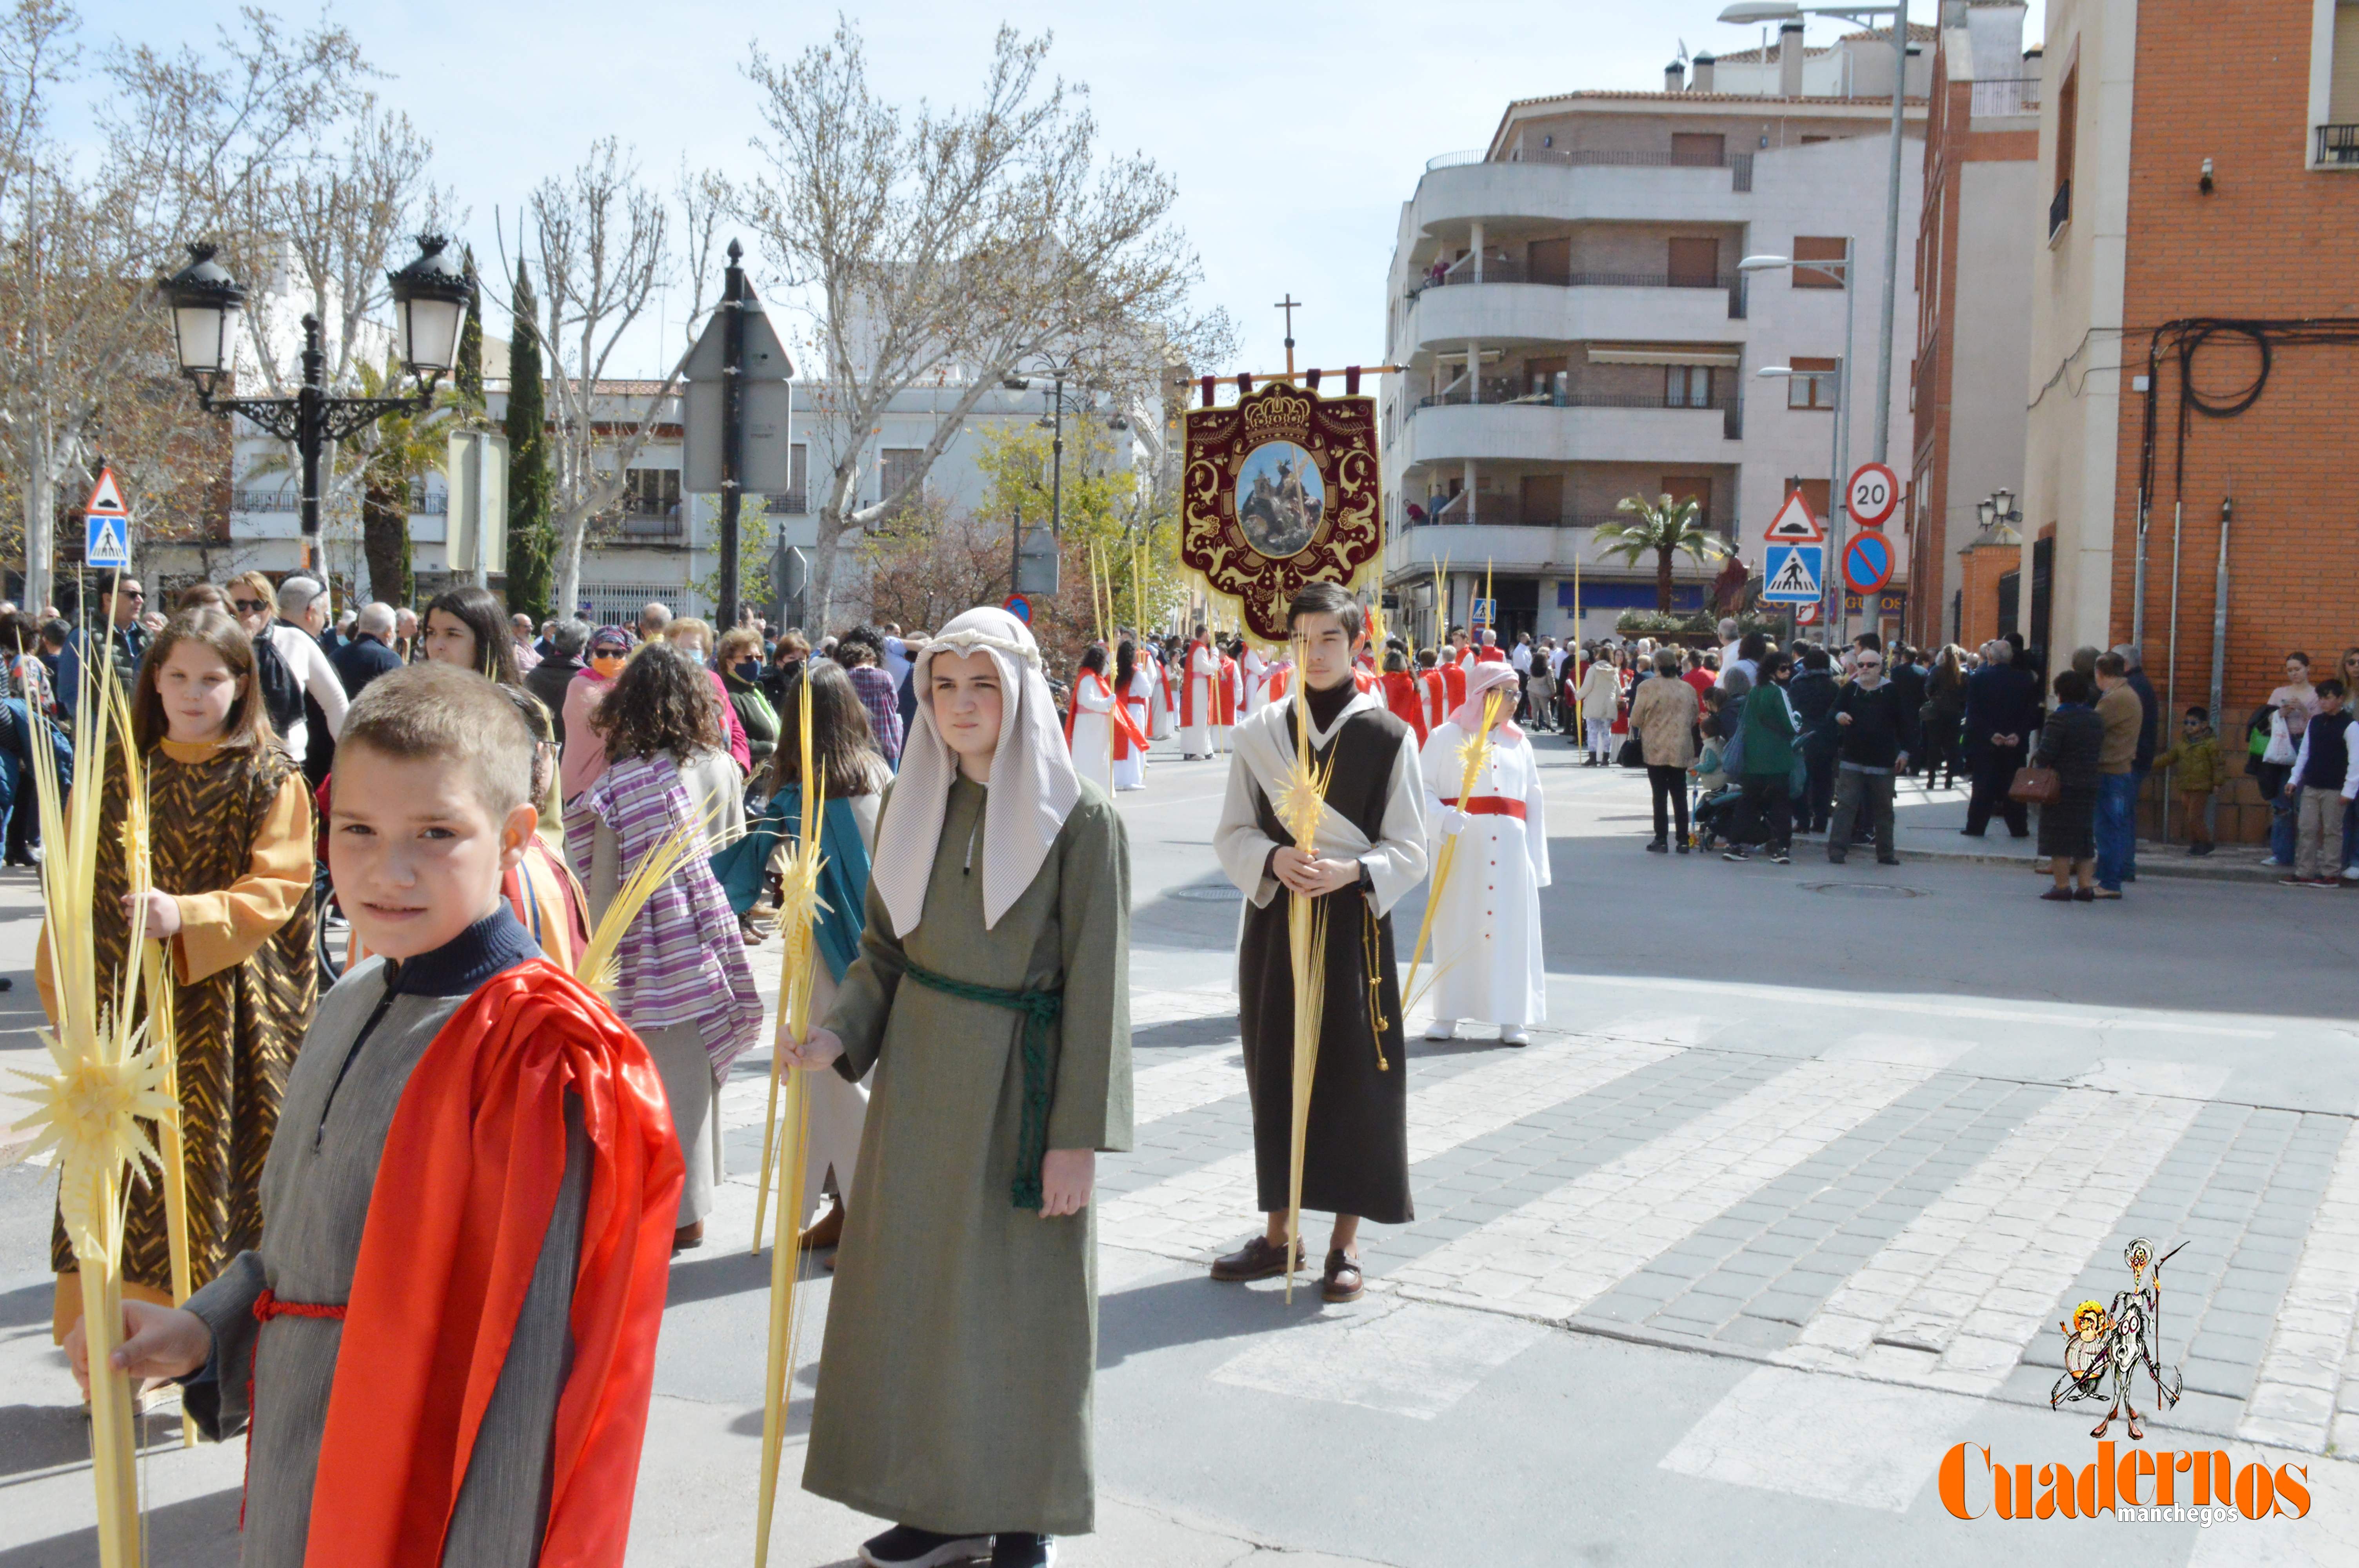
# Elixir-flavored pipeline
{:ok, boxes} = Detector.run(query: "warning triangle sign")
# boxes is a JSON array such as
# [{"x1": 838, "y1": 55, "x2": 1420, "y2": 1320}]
[
  {"x1": 84, "y1": 467, "x2": 127, "y2": 516},
  {"x1": 1766, "y1": 548, "x2": 1820, "y2": 597},
  {"x1": 1762, "y1": 490, "x2": 1824, "y2": 543}
]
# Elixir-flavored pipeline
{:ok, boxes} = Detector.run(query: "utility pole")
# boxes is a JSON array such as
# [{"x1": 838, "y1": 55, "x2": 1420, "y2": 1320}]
[{"x1": 718, "y1": 240, "x2": 748, "y2": 630}]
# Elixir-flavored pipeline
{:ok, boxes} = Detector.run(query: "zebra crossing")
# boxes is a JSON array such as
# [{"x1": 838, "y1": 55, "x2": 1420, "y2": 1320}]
[{"x1": 1100, "y1": 1000, "x2": 2359, "y2": 1476}]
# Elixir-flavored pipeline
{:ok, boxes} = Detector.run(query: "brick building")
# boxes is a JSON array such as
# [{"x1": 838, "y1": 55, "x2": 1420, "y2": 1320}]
[
  {"x1": 1905, "y1": 2, "x2": 2041, "y2": 652},
  {"x1": 2020, "y1": 0, "x2": 2359, "y2": 750}
]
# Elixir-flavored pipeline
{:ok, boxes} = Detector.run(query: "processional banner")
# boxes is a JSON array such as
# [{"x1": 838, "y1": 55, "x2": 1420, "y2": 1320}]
[{"x1": 1180, "y1": 382, "x2": 1381, "y2": 642}]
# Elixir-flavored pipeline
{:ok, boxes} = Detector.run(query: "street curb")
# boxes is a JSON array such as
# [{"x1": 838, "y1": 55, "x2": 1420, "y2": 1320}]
[{"x1": 1887, "y1": 844, "x2": 2294, "y2": 884}]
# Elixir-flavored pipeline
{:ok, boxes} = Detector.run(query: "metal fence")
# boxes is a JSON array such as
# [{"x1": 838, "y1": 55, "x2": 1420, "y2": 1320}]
[
  {"x1": 1970, "y1": 78, "x2": 2042, "y2": 118},
  {"x1": 576, "y1": 583, "x2": 692, "y2": 626}
]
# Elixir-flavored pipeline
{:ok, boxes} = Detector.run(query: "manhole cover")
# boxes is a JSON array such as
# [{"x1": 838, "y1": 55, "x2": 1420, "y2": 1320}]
[
  {"x1": 1170, "y1": 884, "x2": 1244, "y2": 901},
  {"x1": 1800, "y1": 881, "x2": 1929, "y2": 899}
]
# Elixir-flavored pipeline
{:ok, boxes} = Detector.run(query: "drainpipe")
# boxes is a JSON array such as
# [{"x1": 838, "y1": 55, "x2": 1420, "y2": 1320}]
[{"x1": 2207, "y1": 493, "x2": 2231, "y2": 732}]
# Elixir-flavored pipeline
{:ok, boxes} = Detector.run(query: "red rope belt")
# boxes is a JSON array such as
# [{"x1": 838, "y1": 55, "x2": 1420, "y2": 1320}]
[
  {"x1": 242, "y1": 1288, "x2": 347, "y2": 1527},
  {"x1": 1441, "y1": 795, "x2": 1527, "y2": 820}
]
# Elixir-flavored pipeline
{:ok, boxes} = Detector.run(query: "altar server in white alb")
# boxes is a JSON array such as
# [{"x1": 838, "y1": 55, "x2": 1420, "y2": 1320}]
[
  {"x1": 1115, "y1": 640, "x2": 1156, "y2": 791},
  {"x1": 1418, "y1": 659, "x2": 1549, "y2": 1045},
  {"x1": 1242, "y1": 642, "x2": 1274, "y2": 715},
  {"x1": 1178, "y1": 626, "x2": 1220, "y2": 759},
  {"x1": 1065, "y1": 644, "x2": 1121, "y2": 794}
]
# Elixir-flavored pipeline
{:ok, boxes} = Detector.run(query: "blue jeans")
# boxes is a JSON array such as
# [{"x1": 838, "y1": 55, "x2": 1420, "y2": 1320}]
[
  {"x1": 2272, "y1": 786, "x2": 2301, "y2": 864},
  {"x1": 2095, "y1": 773, "x2": 2138, "y2": 891}
]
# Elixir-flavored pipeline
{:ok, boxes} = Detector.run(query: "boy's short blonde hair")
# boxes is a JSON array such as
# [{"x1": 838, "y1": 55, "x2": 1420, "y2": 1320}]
[{"x1": 336, "y1": 664, "x2": 535, "y2": 816}]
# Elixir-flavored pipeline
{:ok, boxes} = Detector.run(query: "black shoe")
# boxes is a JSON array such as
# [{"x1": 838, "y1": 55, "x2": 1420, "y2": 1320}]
[
  {"x1": 1770, "y1": 848, "x2": 1790, "y2": 864},
  {"x1": 1646, "y1": 837, "x2": 1668, "y2": 853},
  {"x1": 990, "y1": 1534, "x2": 1056, "y2": 1568},
  {"x1": 1722, "y1": 847, "x2": 1749, "y2": 862},
  {"x1": 860, "y1": 1524, "x2": 991, "y2": 1568},
  {"x1": 1209, "y1": 1234, "x2": 1305, "y2": 1282},
  {"x1": 1827, "y1": 851, "x2": 1846, "y2": 865},
  {"x1": 1675, "y1": 840, "x2": 1691, "y2": 854}
]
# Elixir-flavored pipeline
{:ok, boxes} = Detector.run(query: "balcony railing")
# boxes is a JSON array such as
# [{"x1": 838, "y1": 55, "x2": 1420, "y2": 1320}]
[
  {"x1": 233, "y1": 485, "x2": 443, "y2": 514},
  {"x1": 589, "y1": 510, "x2": 686, "y2": 543},
  {"x1": 1970, "y1": 77, "x2": 2041, "y2": 118},
  {"x1": 1425, "y1": 146, "x2": 1753, "y2": 190},
  {"x1": 1405, "y1": 505, "x2": 1742, "y2": 538},
  {"x1": 763, "y1": 490, "x2": 809, "y2": 514},
  {"x1": 2317, "y1": 125, "x2": 2359, "y2": 166},
  {"x1": 1414, "y1": 387, "x2": 1734, "y2": 414},
  {"x1": 1420, "y1": 258, "x2": 1739, "y2": 292}
]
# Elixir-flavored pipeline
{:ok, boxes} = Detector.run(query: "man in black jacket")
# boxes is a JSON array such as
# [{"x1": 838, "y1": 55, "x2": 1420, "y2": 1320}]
[
  {"x1": 1827, "y1": 648, "x2": 1917, "y2": 864},
  {"x1": 333, "y1": 601, "x2": 405, "y2": 697},
  {"x1": 1787, "y1": 646, "x2": 1842, "y2": 834},
  {"x1": 1963, "y1": 640, "x2": 2040, "y2": 837},
  {"x1": 524, "y1": 618, "x2": 589, "y2": 746},
  {"x1": 1887, "y1": 642, "x2": 1928, "y2": 777}
]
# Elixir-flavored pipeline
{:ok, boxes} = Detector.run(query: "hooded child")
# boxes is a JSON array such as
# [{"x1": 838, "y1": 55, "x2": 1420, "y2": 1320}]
[
  {"x1": 781, "y1": 606, "x2": 1133, "y2": 1568},
  {"x1": 1418, "y1": 660, "x2": 1550, "y2": 1045}
]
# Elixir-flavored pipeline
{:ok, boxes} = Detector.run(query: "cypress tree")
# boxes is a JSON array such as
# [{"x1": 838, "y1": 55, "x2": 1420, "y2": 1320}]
[
  {"x1": 456, "y1": 247, "x2": 485, "y2": 412},
  {"x1": 504, "y1": 258, "x2": 554, "y2": 619}
]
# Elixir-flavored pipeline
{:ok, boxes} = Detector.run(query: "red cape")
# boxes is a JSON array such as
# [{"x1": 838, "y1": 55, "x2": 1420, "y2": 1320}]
[
  {"x1": 1441, "y1": 662, "x2": 1467, "y2": 708},
  {"x1": 1216, "y1": 654, "x2": 1239, "y2": 725},
  {"x1": 304, "y1": 959, "x2": 683, "y2": 1568},
  {"x1": 1380, "y1": 670, "x2": 1429, "y2": 743}
]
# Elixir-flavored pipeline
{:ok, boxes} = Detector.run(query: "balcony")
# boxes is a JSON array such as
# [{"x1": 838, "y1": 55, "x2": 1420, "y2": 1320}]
[
  {"x1": 1408, "y1": 156, "x2": 1761, "y2": 240},
  {"x1": 1969, "y1": 77, "x2": 2041, "y2": 119},
  {"x1": 232, "y1": 484, "x2": 444, "y2": 514},
  {"x1": 1403, "y1": 397, "x2": 1738, "y2": 469},
  {"x1": 2316, "y1": 125, "x2": 2359, "y2": 167},
  {"x1": 1386, "y1": 515, "x2": 1737, "y2": 575},
  {"x1": 1406, "y1": 275, "x2": 1747, "y2": 348},
  {"x1": 2048, "y1": 178, "x2": 2071, "y2": 240},
  {"x1": 589, "y1": 510, "x2": 687, "y2": 547},
  {"x1": 1414, "y1": 387, "x2": 1733, "y2": 415}
]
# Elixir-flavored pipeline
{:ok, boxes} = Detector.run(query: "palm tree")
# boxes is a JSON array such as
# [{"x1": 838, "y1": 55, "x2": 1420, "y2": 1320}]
[{"x1": 1595, "y1": 492, "x2": 1733, "y2": 612}]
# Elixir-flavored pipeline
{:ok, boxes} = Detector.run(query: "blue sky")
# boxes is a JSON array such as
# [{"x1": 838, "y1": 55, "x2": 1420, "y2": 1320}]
[{"x1": 84, "y1": 1, "x2": 2032, "y2": 379}]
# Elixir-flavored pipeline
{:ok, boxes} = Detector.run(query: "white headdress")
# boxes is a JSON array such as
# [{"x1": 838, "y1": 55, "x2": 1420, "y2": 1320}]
[{"x1": 871, "y1": 606, "x2": 1082, "y2": 935}]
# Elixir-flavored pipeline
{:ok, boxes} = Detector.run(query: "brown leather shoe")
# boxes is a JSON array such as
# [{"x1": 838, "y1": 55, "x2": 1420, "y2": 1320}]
[
  {"x1": 1321, "y1": 1249, "x2": 1364, "y2": 1303},
  {"x1": 672, "y1": 1221, "x2": 704, "y2": 1254},
  {"x1": 798, "y1": 1198, "x2": 845, "y2": 1251},
  {"x1": 1209, "y1": 1234, "x2": 1304, "y2": 1282}
]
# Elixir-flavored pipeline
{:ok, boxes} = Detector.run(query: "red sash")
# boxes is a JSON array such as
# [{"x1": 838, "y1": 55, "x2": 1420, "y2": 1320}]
[
  {"x1": 1118, "y1": 695, "x2": 1149, "y2": 760},
  {"x1": 1442, "y1": 795, "x2": 1528, "y2": 820},
  {"x1": 302, "y1": 960, "x2": 682, "y2": 1568},
  {"x1": 1180, "y1": 641, "x2": 1211, "y2": 728}
]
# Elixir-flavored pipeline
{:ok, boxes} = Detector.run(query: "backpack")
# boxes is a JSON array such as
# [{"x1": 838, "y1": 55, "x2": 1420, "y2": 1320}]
[{"x1": 253, "y1": 629, "x2": 305, "y2": 742}]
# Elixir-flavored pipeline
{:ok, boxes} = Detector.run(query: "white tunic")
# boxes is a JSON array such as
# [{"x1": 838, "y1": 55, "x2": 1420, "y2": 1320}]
[
  {"x1": 1242, "y1": 648, "x2": 1272, "y2": 714},
  {"x1": 1119, "y1": 668, "x2": 1157, "y2": 790},
  {"x1": 1067, "y1": 672, "x2": 1118, "y2": 795},
  {"x1": 1417, "y1": 722, "x2": 1550, "y2": 1027},
  {"x1": 1180, "y1": 642, "x2": 1218, "y2": 755}
]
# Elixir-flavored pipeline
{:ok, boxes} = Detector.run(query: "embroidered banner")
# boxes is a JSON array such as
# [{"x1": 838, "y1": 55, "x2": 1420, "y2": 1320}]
[{"x1": 1180, "y1": 382, "x2": 1381, "y2": 642}]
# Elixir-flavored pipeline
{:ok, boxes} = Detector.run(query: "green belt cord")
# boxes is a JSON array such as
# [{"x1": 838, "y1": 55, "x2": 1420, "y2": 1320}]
[{"x1": 900, "y1": 957, "x2": 1064, "y2": 1210}]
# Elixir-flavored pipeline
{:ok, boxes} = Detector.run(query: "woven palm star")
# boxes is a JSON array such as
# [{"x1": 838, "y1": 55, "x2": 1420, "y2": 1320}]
[
  {"x1": 11, "y1": 1025, "x2": 170, "y2": 1255},
  {"x1": 1274, "y1": 751, "x2": 1334, "y2": 847}
]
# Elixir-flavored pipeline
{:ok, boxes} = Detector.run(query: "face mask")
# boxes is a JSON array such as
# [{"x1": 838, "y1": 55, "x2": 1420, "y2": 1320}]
[{"x1": 735, "y1": 659, "x2": 761, "y2": 681}]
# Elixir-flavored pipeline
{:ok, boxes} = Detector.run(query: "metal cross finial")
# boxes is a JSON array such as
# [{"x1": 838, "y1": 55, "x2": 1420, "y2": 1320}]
[{"x1": 1274, "y1": 294, "x2": 1301, "y2": 376}]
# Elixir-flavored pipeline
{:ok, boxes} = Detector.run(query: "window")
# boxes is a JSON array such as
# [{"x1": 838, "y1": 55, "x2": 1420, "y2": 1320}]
[
  {"x1": 1665, "y1": 365, "x2": 1715, "y2": 407},
  {"x1": 622, "y1": 468, "x2": 680, "y2": 520},
  {"x1": 1793, "y1": 236, "x2": 1848, "y2": 289},
  {"x1": 1668, "y1": 237, "x2": 1721, "y2": 287},
  {"x1": 1664, "y1": 477, "x2": 1714, "y2": 531},
  {"x1": 1526, "y1": 236, "x2": 1571, "y2": 286},
  {"x1": 1800, "y1": 134, "x2": 1833, "y2": 145},
  {"x1": 1785, "y1": 477, "x2": 1832, "y2": 524},
  {"x1": 787, "y1": 442, "x2": 808, "y2": 508},
  {"x1": 879, "y1": 447, "x2": 925, "y2": 507},
  {"x1": 2053, "y1": 64, "x2": 2078, "y2": 231},
  {"x1": 1787, "y1": 357, "x2": 1838, "y2": 410},
  {"x1": 1670, "y1": 132, "x2": 1726, "y2": 165},
  {"x1": 2318, "y1": 1, "x2": 2359, "y2": 163}
]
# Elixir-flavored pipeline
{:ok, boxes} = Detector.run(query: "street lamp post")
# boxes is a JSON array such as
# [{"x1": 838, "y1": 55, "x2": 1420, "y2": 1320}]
[
  {"x1": 1748, "y1": 244, "x2": 1860, "y2": 640},
  {"x1": 1003, "y1": 352, "x2": 1086, "y2": 537},
  {"x1": 160, "y1": 234, "x2": 469, "y2": 576},
  {"x1": 1720, "y1": 1, "x2": 1911, "y2": 470}
]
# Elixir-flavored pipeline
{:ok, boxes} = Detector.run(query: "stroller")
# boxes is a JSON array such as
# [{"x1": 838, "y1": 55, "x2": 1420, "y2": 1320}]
[{"x1": 1688, "y1": 736, "x2": 1743, "y2": 851}]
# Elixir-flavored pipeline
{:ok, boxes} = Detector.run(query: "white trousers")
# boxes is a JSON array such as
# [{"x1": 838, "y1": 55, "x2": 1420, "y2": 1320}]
[{"x1": 1586, "y1": 719, "x2": 1615, "y2": 757}]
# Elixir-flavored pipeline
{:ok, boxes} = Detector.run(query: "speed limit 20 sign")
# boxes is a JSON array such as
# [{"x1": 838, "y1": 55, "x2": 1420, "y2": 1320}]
[{"x1": 1846, "y1": 463, "x2": 1900, "y2": 530}]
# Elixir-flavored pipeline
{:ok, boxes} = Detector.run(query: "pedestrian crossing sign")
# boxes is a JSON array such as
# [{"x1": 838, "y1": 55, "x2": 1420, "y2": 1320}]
[
  {"x1": 85, "y1": 510, "x2": 128, "y2": 569},
  {"x1": 1761, "y1": 490, "x2": 1825, "y2": 543},
  {"x1": 1761, "y1": 542, "x2": 1823, "y2": 604}
]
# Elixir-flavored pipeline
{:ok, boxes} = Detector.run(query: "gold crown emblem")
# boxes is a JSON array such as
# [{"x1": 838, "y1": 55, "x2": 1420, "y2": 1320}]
[{"x1": 1241, "y1": 393, "x2": 1312, "y2": 430}]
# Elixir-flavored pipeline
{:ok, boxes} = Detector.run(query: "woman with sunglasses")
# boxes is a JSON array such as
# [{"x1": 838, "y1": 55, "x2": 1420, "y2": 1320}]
[{"x1": 559, "y1": 626, "x2": 635, "y2": 803}]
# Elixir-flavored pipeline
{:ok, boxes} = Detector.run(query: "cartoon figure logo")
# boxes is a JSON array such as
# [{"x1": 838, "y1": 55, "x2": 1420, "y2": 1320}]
[{"x1": 2051, "y1": 1237, "x2": 2186, "y2": 1440}]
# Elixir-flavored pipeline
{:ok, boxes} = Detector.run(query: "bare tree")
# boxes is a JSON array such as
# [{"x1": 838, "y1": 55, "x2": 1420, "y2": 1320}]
[
  {"x1": 0, "y1": 1, "x2": 365, "y2": 610},
  {"x1": 514, "y1": 138, "x2": 692, "y2": 620},
  {"x1": 741, "y1": 20, "x2": 1225, "y2": 629}
]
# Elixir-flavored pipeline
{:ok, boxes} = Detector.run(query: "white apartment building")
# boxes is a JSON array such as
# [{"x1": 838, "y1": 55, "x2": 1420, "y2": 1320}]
[{"x1": 1380, "y1": 24, "x2": 1930, "y2": 648}]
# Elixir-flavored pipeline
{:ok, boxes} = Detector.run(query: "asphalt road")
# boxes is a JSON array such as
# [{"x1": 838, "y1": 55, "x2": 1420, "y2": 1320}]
[{"x1": 5, "y1": 726, "x2": 2359, "y2": 1566}]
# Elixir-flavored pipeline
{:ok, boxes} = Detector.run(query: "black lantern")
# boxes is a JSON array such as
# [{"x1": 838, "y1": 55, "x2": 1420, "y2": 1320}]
[
  {"x1": 386, "y1": 233, "x2": 470, "y2": 379},
  {"x1": 159, "y1": 243, "x2": 247, "y2": 397}
]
